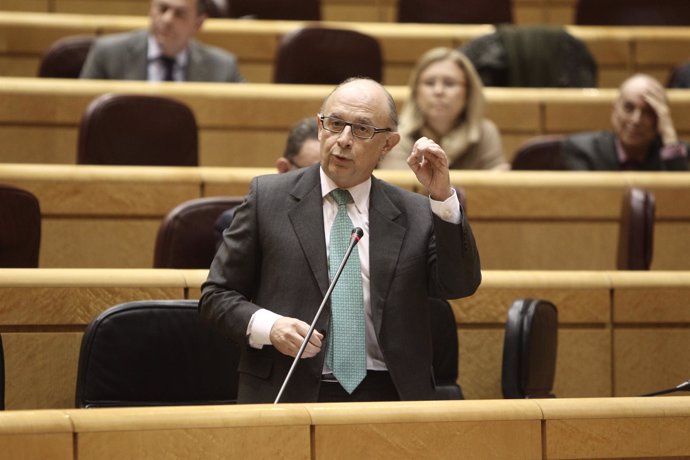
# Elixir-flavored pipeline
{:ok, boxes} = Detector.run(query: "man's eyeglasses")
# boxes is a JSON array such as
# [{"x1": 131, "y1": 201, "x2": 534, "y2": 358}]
[{"x1": 319, "y1": 115, "x2": 392, "y2": 139}]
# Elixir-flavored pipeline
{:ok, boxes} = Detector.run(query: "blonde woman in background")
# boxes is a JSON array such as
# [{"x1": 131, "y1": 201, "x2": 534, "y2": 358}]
[{"x1": 379, "y1": 47, "x2": 508, "y2": 170}]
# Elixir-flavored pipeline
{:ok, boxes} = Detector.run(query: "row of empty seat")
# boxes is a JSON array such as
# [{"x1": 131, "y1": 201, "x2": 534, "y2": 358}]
[{"x1": 75, "y1": 297, "x2": 556, "y2": 408}]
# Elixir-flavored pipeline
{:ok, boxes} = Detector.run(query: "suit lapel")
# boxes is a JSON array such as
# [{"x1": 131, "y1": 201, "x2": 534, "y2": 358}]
[
  {"x1": 126, "y1": 31, "x2": 148, "y2": 80},
  {"x1": 186, "y1": 40, "x2": 204, "y2": 82},
  {"x1": 368, "y1": 177, "x2": 406, "y2": 334},
  {"x1": 288, "y1": 166, "x2": 330, "y2": 296}
]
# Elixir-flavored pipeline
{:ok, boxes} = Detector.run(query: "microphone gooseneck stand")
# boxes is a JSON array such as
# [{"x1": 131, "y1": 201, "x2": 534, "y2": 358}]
[
  {"x1": 273, "y1": 227, "x2": 364, "y2": 404},
  {"x1": 642, "y1": 379, "x2": 690, "y2": 397}
]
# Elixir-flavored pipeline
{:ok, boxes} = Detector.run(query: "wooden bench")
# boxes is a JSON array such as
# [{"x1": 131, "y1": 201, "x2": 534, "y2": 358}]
[
  {"x1": 1, "y1": 269, "x2": 690, "y2": 411},
  {"x1": 0, "y1": 0, "x2": 581, "y2": 26},
  {"x1": 3, "y1": 78, "x2": 690, "y2": 167},
  {"x1": 1, "y1": 164, "x2": 689, "y2": 270},
  {"x1": 2, "y1": 11, "x2": 689, "y2": 86}
]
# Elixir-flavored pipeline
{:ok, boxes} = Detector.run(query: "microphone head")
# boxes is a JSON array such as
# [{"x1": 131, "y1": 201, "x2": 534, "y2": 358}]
[{"x1": 351, "y1": 227, "x2": 364, "y2": 242}]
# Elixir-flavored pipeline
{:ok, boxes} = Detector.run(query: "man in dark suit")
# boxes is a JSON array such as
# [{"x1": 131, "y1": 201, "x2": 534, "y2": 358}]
[
  {"x1": 80, "y1": 0, "x2": 244, "y2": 82},
  {"x1": 199, "y1": 78, "x2": 481, "y2": 404},
  {"x1": 563, "y1": 74, "x2": 688, "y2": 171}
]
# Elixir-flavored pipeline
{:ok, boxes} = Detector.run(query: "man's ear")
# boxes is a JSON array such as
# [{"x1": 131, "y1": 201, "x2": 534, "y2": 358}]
[
  {"x1": 380, "y1": 132, "x2": 401, "y2": 159},
  {"x1": 276, "y1": 157, "x2": 292, "y2": 173}
]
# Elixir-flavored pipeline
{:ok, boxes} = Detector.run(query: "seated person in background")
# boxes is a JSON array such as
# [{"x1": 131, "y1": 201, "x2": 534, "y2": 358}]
[
  {"x1": 214, "y1": 117, "x2": 320, "y2": 238},
  {"x1": 564, "y1": 74, "x2": 689, "y2": 171},
  {"x1": 378, "y1": 47, "x2": 507, "y2": 170},
  {"x1": 80, "y1": 0, "x2": 244, "y2": 82}
]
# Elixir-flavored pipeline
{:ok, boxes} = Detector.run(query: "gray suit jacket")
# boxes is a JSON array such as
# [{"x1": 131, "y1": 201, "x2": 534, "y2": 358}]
[
  {"x1": 199, "y1": 165, "x2": 481, "y2": 403},
  {"x1": 80, "y1": 29, "x2": 245, "y2": 82}
]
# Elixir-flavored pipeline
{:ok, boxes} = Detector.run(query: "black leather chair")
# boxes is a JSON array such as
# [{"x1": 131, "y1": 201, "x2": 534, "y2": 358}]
[
  {"x1": 667, "y1": 60, "x2": 690, "y2": 88},
  {"x1": 511, "y1": 135, "x2": 568, "y2": 170},
  {"x1": 575, "y1": 0, "x2": 690, "y2": 26},
  {"x1": 617, "y1": 187, "x2": 655, "y2": 270},
  {"x1": 77, "y1": 93, "x2": 198, "y2": 166},
  {"x1": 502, "y1": 299, "x2": 558, "y2": 399},
  {"x1": 274, "y1": 27, "x2": 382, "y2": 84},
  {"x1": 0, "y1": 184, "x2": 41, "y2": 268},
  {"x1": 0, "y1": 335, "x2": 5, "y2": 410},
  {"x1": 38, "y1": 35, "x2": 94, "y2": 78},
  {"x1": 429, "y1": 298, "x2": 463, "y2": 399},
  {"x1": 398, "y1": 0, "x2": 511, "y2": 24},
  {"x1": 154, "y1": 196, "x2": 244, "y2": 268},
  {"x1": 227, "y1": 0, "x2": 320, "y2": 19},
  {"x1": 75, "y1": 300, "x2": 239, "y2": 408}
]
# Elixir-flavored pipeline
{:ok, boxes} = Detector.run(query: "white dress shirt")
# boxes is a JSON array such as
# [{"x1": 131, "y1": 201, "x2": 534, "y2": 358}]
[{"x1": 146, "y1": 35, "x2": 188, "y2": 82}]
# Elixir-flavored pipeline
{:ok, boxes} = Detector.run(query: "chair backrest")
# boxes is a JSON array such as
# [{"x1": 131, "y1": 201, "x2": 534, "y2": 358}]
[
  {"x1": 77, "y1": 93, "x2": 198, "y2": 166},
  {"x1": 667, "y1": 60, "x2": 690, "y2": 88},
  {"x1": 75, "y1": 299, "x2": 239, "y2": 408},
  {"x1": 273, "y1": 27, "x2": 382, "y2": 84},
  {"x1": 511, "y1": 135, "x2": 568, "y2": 170},
  {"x1": 461, "y1": 26, "x2": 597, "y2": 88},
  {"x1": 0, "y1": 184, "x2": 41, "y2": 268},
  {"x1": 502, "y1": 298, "x2": 558, "y2": 399},
  {"x1": 398, "y1": 0, "x2": 512, "y2": 24},
  {"x1": 205, "y1": 0, "x2": 230, "y2": 17},
  {"x1": 617, "y1": 187, "x2": 655, "y2": 270},
  {"x1": 0, "y1": 335, "x2": 5, "y2": 410},
  {"x1": 429, "y1": 298, "x2": 463, "y2": 399},
  {"x1": 154, "y1": 196, "x2": 244, "y2": 269},
  {"x1": 575, "y1": 0, "x2": 690, "y2": 25},
  {"x1": 227, "y1": 0, "x2": 320, "y2": 19},
  {"x1": 38, "y1": 35, "x2": 94, "y2": 78}
]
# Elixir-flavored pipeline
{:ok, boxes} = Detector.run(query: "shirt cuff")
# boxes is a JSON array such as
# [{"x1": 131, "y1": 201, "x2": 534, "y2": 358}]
[
  {"x1": 429, "y1": 188, "x2": 461, "y2": 224},
  {"x1": 660, "y1": 143, "x2": 688, "y2": 161},
  {"x1": 247, "y1": 308, "x2": 282, "y2": 349}
]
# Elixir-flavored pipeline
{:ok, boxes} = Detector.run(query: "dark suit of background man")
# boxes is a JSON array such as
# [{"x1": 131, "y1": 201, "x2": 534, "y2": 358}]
[
  {"x1": 80, "y1": 0, "x2": 244, "y2": 82},
  {"x1": 564, "y1": 73, "x2": 688, "y2": 171},
  {"x1": 199, "y1": 78, "x2": 481, "y2": 404}
]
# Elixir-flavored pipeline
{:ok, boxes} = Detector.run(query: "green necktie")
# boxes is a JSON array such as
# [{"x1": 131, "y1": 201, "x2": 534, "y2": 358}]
[{"x1": 326, "y1": 188, "x2": 366, "y2": 394}]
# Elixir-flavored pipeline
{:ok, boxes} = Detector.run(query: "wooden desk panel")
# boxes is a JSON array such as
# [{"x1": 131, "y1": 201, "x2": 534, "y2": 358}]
[
  {"x1": 67, "y1": 405, "x2": 312, "y2": 460},
  {"x1": 0, "y1": 410, "x2": 73, "y2": 460},
  {"x1": 308, "y1": 400, "x2": 542, "y2": 460},
  {"x1": 540, "y1": 397, "x2": 690, "y2": 460}
]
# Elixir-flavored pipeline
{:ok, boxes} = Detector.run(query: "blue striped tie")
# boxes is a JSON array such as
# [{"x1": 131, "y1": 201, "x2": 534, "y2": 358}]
[{"x1": 326, "y1": 189, "x2": 366, "y2": 393}]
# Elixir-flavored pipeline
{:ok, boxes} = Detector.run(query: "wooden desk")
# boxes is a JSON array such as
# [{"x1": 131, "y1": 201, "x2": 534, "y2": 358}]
[
  {"x1": 2, "y1": 269, "x2": 690, "y2": 411},
  {"x1": 2, "y1": 12, "x2": 689, "y2": 86},
  {"x1": 3, "y1": 78, "x2": 690, "y2": 167},
  {"x1": 2, "y1": 397, "x2": 690, "y2": 459},
  {"x1": 1, "y1": 164, "x2": 689, "y2": 270}
]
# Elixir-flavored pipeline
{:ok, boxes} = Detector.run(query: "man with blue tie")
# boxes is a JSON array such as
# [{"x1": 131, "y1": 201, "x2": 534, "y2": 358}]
[
  {"x1": 80, "y1": 0, "x2": 244, "y2": 82},
  {"x1": 199, "y1": 77, "x2": 481, "y2": 403}
]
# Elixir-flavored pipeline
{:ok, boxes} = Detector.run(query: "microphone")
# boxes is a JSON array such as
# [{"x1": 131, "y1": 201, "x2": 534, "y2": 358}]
[
  {"x1": 274, "y1": 226, "x2": 364, "y2": 404},
  {"x1": 642, "y1": 379, "x2": 690, "y2": 397}
]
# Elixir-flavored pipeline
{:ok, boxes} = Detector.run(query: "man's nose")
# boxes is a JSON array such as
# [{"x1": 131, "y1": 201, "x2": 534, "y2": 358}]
[
  {"x1": 337, "y1": 125, "x2": 354, "y2": 146},
  {"x1": 629, "y1": 108, "x2": 642, "y2": 123}
]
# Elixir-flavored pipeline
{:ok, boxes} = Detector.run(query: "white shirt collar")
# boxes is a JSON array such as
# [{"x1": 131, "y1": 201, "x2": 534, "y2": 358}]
[
  {"x1": 147, "y1": 34, "x2": 189, "y2": 67},
  {"x1": 319, "y1": 167, "x2": 371, "y2": 213}
]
